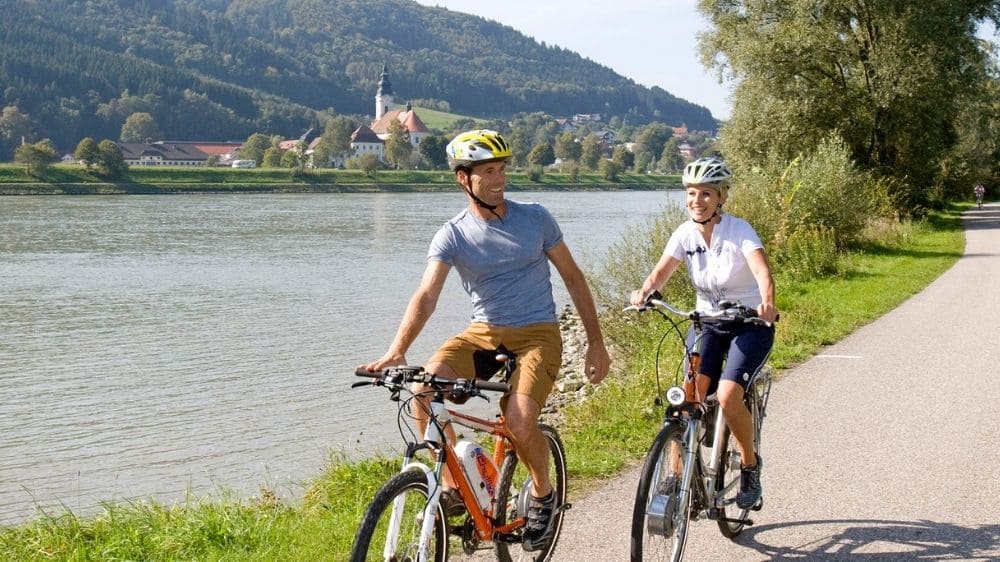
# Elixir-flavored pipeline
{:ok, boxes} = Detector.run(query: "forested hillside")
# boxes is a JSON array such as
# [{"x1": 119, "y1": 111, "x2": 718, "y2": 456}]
[{"x1": 0, "y1": 0, "x2": 716, "y2": 156}]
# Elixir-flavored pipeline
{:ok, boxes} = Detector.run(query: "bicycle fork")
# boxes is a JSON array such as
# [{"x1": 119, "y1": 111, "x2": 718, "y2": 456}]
[{"x1": 383, "y1": 404, "x2": 452, "y2": 562}]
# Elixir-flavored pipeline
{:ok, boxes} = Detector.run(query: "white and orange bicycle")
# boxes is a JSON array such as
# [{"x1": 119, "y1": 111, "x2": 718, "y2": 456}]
[{"x1": 349, "y1": 355, "x2": 568, "y2": 562}]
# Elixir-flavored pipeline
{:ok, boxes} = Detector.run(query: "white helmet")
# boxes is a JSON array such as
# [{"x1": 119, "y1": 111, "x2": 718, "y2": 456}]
[{"x1": 682, "y1": 157, "x2": 732, "y2": 188}]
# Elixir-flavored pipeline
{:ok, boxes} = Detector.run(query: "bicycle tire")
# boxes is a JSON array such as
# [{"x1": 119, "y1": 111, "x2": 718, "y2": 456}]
[
  {"x1": 494, "y1": 423, "x2": 568, "y2": 562},
  {"x1": 630, "y1": 421, "x2": 691, "y2": 562},
  {"x1": 349, "y1": 470, "x2": 447, "y2": 562},
  {"x1": 715, "y1": 424, "x2": 750, "y2": 538}
]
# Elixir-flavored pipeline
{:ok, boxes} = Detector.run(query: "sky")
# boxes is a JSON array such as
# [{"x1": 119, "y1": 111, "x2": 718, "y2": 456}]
[
  {"x1": 412, "y1": 0, "x2": 732, "y2": 120},
  {"x1": 412, "y1": 1, "x2": 1000, "y2": 123}
]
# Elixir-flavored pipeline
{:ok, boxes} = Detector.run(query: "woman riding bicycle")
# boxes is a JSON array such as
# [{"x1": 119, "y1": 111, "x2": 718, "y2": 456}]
[{"x1": 629, "y1": 156, "x2": 777, "y2": 509}]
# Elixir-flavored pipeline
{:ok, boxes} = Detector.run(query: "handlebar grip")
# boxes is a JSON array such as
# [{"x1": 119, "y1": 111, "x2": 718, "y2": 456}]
[
  {"x1": 355, "y1": 368, "x2": 379, "y2": 378},
  {"x1": 475, "y1": 380, "x2": 511, "y2": 393}
]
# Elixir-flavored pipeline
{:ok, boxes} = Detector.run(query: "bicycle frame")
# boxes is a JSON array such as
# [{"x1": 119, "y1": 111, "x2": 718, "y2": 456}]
[{"x1": 384, "y1": 395, "x2": 525, "y2": 560}]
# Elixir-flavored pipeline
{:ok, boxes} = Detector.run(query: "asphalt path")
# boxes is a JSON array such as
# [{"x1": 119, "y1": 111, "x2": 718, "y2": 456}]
[{"x1": 461, "y1": 202, "x2": 1000, "y2": 561}]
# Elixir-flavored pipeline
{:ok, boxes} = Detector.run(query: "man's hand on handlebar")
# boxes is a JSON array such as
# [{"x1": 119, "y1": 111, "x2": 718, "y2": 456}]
[{"x1": 359, "y1": 351, "x2": 407, "y2": 374}]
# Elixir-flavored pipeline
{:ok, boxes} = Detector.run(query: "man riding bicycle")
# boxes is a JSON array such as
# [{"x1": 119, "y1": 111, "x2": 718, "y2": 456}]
[
  {"x1": 629, "y1": 157, "x2": 777, "y2": 510},
  {"x1": 361, "y1": 129, "x2": 611, "y2": 551},
  {"x1": 975, "y1": 183, "x2": 986, "y2": 207}
]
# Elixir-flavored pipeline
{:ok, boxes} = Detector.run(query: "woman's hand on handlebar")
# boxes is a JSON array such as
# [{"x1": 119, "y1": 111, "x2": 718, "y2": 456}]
[
  {"x1": 756, "y1": 302, "x2": 779, "y2": 324},
  {"x1": 629, "y1": 288, "x2": 652, "y2": 308}
]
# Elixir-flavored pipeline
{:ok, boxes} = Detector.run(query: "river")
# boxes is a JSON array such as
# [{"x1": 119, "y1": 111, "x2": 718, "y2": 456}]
[{"x1": 0, "y1": 190, "x2": 682, "y2": 525}]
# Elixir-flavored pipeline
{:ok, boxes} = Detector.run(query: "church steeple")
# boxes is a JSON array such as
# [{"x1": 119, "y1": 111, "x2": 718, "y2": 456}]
[{"x1": 375, "y1": 63, "x2": 394, "y2": 120}]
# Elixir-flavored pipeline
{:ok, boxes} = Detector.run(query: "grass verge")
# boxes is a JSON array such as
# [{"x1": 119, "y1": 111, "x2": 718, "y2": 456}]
[{"x1": 0, "y1": 205, "x2": 966, "y2": 560}]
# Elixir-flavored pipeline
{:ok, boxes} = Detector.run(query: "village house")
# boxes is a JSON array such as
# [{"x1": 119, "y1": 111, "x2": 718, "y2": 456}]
[{"x1": 117, "y1": 140, "x2": 242, "y2": 167}]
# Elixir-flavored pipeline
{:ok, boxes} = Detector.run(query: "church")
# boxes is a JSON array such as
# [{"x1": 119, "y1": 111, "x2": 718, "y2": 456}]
[{"x1": 349, "y1": 64, "x2": 430, "y2": 162}]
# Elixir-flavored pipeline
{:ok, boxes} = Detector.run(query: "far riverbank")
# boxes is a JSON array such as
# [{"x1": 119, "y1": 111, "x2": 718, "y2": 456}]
[{"x1": 0, "y1": 163, "x2": 681, "y2": 195}]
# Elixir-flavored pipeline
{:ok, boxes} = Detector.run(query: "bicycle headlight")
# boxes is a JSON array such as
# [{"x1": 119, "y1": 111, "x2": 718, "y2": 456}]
[{"x1": 665, "y1": 386, "x2": 686, "y2": 406}]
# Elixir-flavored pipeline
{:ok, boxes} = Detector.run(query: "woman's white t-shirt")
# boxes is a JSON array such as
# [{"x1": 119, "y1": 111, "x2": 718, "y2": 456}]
[{"x1": 664, "y1": 214, "x2": 764, "y2": 312}]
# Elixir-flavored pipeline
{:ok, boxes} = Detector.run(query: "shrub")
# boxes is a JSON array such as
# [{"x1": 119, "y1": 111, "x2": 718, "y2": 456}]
[
  {"x1": 729, "y1": 133, "x2": 893, "y2": 256},
  {"x1": 774, "y1": 226, "x2": 839, "y2": 280},
  {"x1": 526, "y1": 165, "x2": 543, "y2": 182}
]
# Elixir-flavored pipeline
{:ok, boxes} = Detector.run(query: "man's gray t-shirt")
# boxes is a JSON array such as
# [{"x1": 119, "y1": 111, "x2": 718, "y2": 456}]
[{"x1": 427, "y1": 199, "x2": 563, "y2": 326}]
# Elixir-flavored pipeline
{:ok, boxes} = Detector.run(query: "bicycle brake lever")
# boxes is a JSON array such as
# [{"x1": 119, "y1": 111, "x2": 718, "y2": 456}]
[{"x1": 350, "y1": 381, "x2": 373, "y2": 389}]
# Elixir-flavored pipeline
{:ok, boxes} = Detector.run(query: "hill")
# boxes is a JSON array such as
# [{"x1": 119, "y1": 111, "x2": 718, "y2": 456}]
[{"x1": 0, "y1": 0, "x2": 716, "y2": 156}]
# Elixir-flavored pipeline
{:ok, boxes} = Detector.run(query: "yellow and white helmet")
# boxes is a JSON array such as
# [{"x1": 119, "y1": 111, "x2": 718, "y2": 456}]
[
  {"x1": 682, "y1": 157, "x2": 732, "y2": 188},
  {"x1": 446, "y1": 129, "x2": 512, "y2": 171}
]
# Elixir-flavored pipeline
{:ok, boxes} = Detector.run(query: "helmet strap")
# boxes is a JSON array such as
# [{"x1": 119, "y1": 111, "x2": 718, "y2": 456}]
[
  {"x1": 458, "y1": 169, "x2": 504, "y2": 223},
  {"x1": 692, "y1": 204, "x2": 722, "y2": 225}
]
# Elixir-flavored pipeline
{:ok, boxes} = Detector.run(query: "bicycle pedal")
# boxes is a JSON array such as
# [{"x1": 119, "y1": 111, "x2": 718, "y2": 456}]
[{"x1": 493, "y1": 532, "x2": 522, "y2": 544}]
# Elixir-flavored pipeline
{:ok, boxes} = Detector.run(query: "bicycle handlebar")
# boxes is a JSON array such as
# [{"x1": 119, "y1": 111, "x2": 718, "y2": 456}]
[
  {"x1": 624, "y1": 291, "x2": 777, "y2": 327},
  {"x1": 353, "y1": 367, "x2": 510, "y2": 395}
]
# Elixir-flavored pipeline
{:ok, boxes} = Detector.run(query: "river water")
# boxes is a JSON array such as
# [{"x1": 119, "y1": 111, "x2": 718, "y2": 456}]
[{"x1": 0, "y1": 190, "x2": 682, "y2": 525}]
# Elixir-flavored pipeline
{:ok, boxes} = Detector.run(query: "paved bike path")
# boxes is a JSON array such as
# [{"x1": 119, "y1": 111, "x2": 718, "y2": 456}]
[{"x1": 463, "y1": 203, "x2": 1000, "y2": 561}]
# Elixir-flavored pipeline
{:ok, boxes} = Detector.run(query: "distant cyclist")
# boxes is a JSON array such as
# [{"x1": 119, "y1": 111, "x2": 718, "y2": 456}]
[
  {"x1": 974, "y1": 183, "x2": 985, "y2": 209},
  {"x1": 629, "y1": 156, "x2": 777, "y2": 509}
]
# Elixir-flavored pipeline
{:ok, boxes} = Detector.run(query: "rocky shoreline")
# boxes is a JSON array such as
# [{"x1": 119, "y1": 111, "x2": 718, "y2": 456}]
[{"x1": 541, "y1": 305, "x2": 598, "y2": 426}]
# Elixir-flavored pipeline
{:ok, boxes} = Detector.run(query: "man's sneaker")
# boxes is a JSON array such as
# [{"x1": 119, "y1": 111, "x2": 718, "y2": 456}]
[
  {"x1": 521, "y1": 490, "x2": 557, "y2": 552},
  {"x1": 439, "y1": 487, "x2": 466, "y2": 518},
  {"x1": 735, "y1": 454, "x2": 763, "y2": 509}
]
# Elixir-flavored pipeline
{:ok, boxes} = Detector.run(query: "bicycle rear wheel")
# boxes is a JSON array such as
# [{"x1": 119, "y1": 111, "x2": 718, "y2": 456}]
[
  {"x1": 716, "y1": 371, "x2": 769, "y2": 537},
  {"x1": 494, "y1": 423, "x2": 568, "y2": 562},
  {"x1": 349, "y1": 470, "x2": 447, "y2": 562},
  {"x1": 714, "y1": 424, "x2": 750, "y2": 537},
  {"x1": 631, "y1": 421, "x2": 691, "y2": 562}
]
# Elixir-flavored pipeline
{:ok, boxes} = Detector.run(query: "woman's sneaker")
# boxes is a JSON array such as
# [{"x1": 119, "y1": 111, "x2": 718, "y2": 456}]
[
  {"x1": 735, "y1": 454, "x2": 763, "y2": 509},
  {"x1": 521, "y1": 491, "x2": 557, "y2": 552}
]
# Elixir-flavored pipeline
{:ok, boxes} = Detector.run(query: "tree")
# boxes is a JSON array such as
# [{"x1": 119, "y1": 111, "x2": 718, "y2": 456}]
[
  {"x1": 280, "y1": 148, "x2": 301, "y2": 168},
  {"x1": 527, "y1": 143, "x2": 555, "y2": 167},
  {"x1": 240, "y1": 133, "x2": 272, "y2": 165},
  {"x1": 612, "y1": 145, "x2": 634, "y2": 170},
  {"x1": 699, "y1": 0, "x2": 1000, "y2": 211},
  {"x1": 600, "y1": 159, "x2": 622, "y2": 182},
  {"x1": 580, "y1": 134, "x2": 603, "y2": 171},
  {"x1": 658, "y1": 137, "x2": 684, "y2": 172},
  {"x1": 314, "y1": 115, "x2": 355, "y2": 167},
  {"x1": 633, "y1": 122, "x2": 672, "y2": 165},
  {"x1": 554, "y1": 131, "x2": 582, "y2": 162},
  {"x1": 384, "y1": 119, "x2": 412, "y2": 169},
  {"x1": 120, "y1": 112, "x2": 163, "y2": 143},
  {"x1": 74, "y1": 137, "x2": 100, "y2": 170},
  {"x1": 262, "y1": 147, "x2": 283, "y2": 168},
  {"x1": 418, "y1": 134, "x2": 449, "y2": 170},
  {"x1": 95, "y1": 139, "x2": 127, "y2": 178},
  {"x1": 14, "y1": 140, "x2": 56, "y2": 177},
  {"x1": 0, "y1": 105, "x2": 33, "y2": 160}
]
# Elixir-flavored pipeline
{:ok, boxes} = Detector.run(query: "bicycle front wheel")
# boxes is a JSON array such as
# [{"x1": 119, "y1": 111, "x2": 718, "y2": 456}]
[
  {"x1": 494, "y1": 423, "x2": 568, "y2": 562},
  {"x1": 631, "y1": 421, "x2": 691, "y2": 562},
  {"x1": 349, "y1": 470, "x2": 447, "y2": 562}
]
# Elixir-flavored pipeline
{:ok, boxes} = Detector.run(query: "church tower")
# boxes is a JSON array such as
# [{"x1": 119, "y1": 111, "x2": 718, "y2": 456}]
[{"x1": 375, "y1": 63, "x2": 394, "y2": 120}]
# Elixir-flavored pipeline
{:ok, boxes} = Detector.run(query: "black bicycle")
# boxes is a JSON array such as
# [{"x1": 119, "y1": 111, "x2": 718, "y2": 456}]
[{"x1": 625, "y1": 293, "x2": 774, "y2": 561}]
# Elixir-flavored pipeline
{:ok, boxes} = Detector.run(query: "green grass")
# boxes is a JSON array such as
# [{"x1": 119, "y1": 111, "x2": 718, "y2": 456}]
[{"x1": 0, "y1": 205, "x2": 966, "y2": 560}]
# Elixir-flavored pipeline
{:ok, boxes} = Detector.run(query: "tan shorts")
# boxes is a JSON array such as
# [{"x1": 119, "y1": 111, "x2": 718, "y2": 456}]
[{"x1": 428, "y1": 322, "x2": 563, "y2": 409}]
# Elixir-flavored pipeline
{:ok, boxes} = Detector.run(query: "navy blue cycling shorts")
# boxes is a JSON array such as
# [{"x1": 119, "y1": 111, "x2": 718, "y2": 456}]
[{"x1": 685, "y1": 321, "x2": 774, "y2": 391}]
